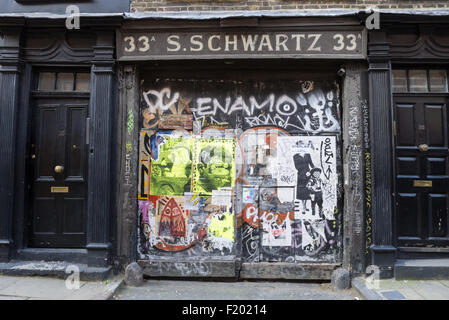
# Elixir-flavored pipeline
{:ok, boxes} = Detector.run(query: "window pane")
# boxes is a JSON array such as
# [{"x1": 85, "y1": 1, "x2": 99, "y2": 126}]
[
  {"x1": 56, "y1": 73, "x2": 74, "y2": 91},
  {"x1": 38, "y1": 72, "x2": 56, "y2": 90},
  {"x1": 429, "y1": 70, "x2": 448, "y2": 92},
  {"x1": 392, "y1": 70, "x2": 408, "y2": 93},
  {"x1": 75, "y1": 73, "x2": 91, "y2": 91},
  {"x1": 409, "y1": 70, "x2": 428, "y2": 92}
]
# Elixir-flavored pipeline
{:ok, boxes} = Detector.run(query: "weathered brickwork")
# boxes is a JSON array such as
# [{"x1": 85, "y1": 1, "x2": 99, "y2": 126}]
[{"x1": 131, "y1": 0, "x2": 449, "y2": 12}]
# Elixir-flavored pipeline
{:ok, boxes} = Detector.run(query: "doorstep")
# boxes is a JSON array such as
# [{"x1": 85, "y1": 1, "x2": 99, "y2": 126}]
[
  {"x1": 395, "y1": 259, "x2": 449, "y2": 280},
  {"x1": 0, "y1": 260, "x2": 112, "y2": 281}
]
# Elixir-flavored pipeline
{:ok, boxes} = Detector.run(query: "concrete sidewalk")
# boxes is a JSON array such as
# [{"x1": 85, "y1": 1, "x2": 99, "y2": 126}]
[
  {"x1": 0, "y1": 275, "x2": 124, "y2": 300},
  {"x1": 352, "y1": 277, "x2": 449, "y2": 300},
  {"x1": 113, "y1": 279, "x2": 362, "y2": 300}
]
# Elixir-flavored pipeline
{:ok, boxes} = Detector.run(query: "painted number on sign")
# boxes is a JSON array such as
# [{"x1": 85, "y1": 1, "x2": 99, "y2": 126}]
[
  {"x1": 124, "y1": 35, "x2": 152, "y2": 52},
  {"x1": 333, "y1": 34, "x2": 358, "y2": 51}
]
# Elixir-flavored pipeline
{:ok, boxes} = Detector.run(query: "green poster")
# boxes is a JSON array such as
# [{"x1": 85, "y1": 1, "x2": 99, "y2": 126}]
[
  {"x1": 193, "y1": 138, "x2": 236, "y2": 196},
  {"x1": 150, "y1": 136, "x2": 193, "y2": 196}
]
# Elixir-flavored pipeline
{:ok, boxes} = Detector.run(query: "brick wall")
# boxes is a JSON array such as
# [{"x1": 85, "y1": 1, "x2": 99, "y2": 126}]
[{"x1": 130, "y1": 0, "x2": 449, "y2": 12}]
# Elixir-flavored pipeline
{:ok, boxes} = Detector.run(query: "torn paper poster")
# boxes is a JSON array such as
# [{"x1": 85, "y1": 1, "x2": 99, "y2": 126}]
[
  {"x1": 262, "y1": 214, "x2": 292, "y2": 247},
  {"x1": 211, "y1": 189, "x2": 232, "y2": 207},
  {"x1": 277, "y1": 187, "x2": 295, "y2": 204},
  {"x1": 184, "y1": 192, "x2": 200, "y2": 210},
  {"x1": 242, "y1": 187, "x2": 256, "y2": 204}
]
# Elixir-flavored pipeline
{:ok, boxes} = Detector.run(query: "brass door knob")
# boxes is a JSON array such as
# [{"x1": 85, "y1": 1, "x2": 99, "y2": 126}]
[
  {"x1": 418, "y1": 144, "x2": 429, "y2": 152},
  {"x1": 54, "y1": 165, "x2": 64, "y2": 173}
]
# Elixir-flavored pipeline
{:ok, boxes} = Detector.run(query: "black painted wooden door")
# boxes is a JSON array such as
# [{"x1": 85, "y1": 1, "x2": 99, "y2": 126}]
[
  {"x1": 29, "y1": 98, "x2": 88, "y2": 248},
  {"x1": 394, "y1": 96, "x2": 449, "y2": 247}
]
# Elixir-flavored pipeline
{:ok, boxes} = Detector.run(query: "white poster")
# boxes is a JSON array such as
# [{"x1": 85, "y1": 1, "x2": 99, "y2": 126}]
[
  {"x1": 211, "y1": 189, "x2": 232, "y2": 207},
  {"x1": 262, "y1": 215, "x2": 292, "y2": 247},
  {"x1": 277, "y1": 136, "x2": 337, "y2": 221}
]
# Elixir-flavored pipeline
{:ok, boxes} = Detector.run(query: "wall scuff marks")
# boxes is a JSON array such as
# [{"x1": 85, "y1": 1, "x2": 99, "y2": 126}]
[
  {"x1": 137, "y1": 77, "x2": 343, "y2": 268},
  {"x1": 362, "y1": 100, "x2": 372, "y2": 262},
  {"x1": 341, "y1": 64, "x2": 367, "y2": 274}
]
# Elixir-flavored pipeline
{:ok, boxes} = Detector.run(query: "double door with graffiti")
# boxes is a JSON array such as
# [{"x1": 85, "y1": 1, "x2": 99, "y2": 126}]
[{"x1": 137, "y1": 76, "x2": 342, "y2": 264}]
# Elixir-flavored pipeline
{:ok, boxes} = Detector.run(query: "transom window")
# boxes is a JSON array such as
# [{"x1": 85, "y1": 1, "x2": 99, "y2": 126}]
[
  {"x1": 392, "y1": 69, "x2": 448, "y2": 93},
  {"x1": 38, "y1": 72, "x2": 91, "y2": 92}
]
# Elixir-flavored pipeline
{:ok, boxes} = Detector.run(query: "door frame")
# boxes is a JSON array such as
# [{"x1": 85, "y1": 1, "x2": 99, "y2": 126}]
[
  {"x1": 0, "y1": 23, "x2": 119, "y2": 268},
  {"x1": 13, "y1": 59, "x2": 116, "y2": 267}
]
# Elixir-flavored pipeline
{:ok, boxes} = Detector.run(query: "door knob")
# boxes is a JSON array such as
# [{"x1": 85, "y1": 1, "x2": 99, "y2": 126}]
[
  {"x1": 54, "y1": 165, "x2": 64, "y2": 173},
  {"x1": 418, "y1": 144, "x2": 429, "y2": 152}
]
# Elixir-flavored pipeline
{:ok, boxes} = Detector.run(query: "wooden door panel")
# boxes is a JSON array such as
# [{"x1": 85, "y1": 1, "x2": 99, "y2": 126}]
[
  {"x1": 65, "y1": 106, "x2": 87, "y2": 180},
  {"x1": 426, "y1": 157, "x2": 447, "y2": 177},
  {"x1": 424, "y1": 104, "x2": 446, "y2": 147},
  {"x1": 397, "y1": 193, "x2": 421, "y2": 239},
  {"x1": 62, "y1": 198, "x2": 86, "y2": 234},
  {"x1": 428, "y1": 194, "x2": 448, "y2": 239},
  {"x1": 36, "y1": 106, "x2": 58, "y2": 180},
  {"x1": 33, "y1": 197, "x2": 57, "y2": 234},
  {"x1": 397, "y1": 157, "x2": 419, "y2": 178},
  {"x1": 396, "y1": 104, "x2": 416, "y2": 147}
]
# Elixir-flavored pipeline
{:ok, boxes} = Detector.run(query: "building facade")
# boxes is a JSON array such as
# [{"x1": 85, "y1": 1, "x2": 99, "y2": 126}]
[{"x1": 0, "y1": 0, "x2": 448, "y2": 280}]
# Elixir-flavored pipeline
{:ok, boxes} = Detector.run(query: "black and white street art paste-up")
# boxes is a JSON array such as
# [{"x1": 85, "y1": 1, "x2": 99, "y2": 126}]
[{"x1": 276, "y1": 136, "x2": 338, "y2": 256}]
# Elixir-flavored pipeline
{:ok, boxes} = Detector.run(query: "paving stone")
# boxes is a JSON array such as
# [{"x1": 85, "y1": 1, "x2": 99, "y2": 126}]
[
  {"x1": 377, "y1": 279, "x2": 410, "y2": 290},
  {"x1": 0, "y1": 276, "x2": 20, "y2": 290},
  {"x1": 402, "y1": 281, "x2": 449, "y2": 300},
  {"x1": 392, "y1": 289, "x2": 425, "y2": 300},
  {"x1": 439, "y1": 280, "x2": 449, "y2": 289},
  {"x1": 380, "y1": 290, "x2": 406, "y2": 300},
  {"x1": 0, "y1": 277, "x2": 80, "y2": 299},
  {"x1": 0, "y1": 275, "x2": 123, "y2": 300},
  {"x1": 0, "y1": 295, "x2": 28, "y2": 300}
]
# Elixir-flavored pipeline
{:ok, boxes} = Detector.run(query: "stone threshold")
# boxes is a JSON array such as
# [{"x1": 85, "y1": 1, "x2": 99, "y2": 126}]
[{"x1": 139, "y1": 258, "x2": 341, "y2": 280}]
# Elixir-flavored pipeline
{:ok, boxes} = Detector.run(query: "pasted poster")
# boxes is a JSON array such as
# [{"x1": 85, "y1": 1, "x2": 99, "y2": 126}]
[
  {"x1": 262, "y1": 213, "x2": 292, "y2": 247},
  {"x1": 149, "y1": 134, "x2": 193, "y2": 196},
  {"x1": 138, "y1": 196, "x2": 235, "y2": 256},
  {"x1": 276, "y1": 136, "x2": 337, "y2": 221},
  {"x1": 138, "y1": 130, "x2": 151, "y2": 200},
  {"x1": 192, "y1": 138, "x2": 236, "y2": 196}
]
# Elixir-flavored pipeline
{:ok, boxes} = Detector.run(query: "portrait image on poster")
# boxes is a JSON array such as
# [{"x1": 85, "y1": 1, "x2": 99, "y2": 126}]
[
  {"x1": 149, "y1": 135, "x2": 193, "y2": 196},
  {"x1": 193, "y1": 138, "x2": 236, "y2": 196}
]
